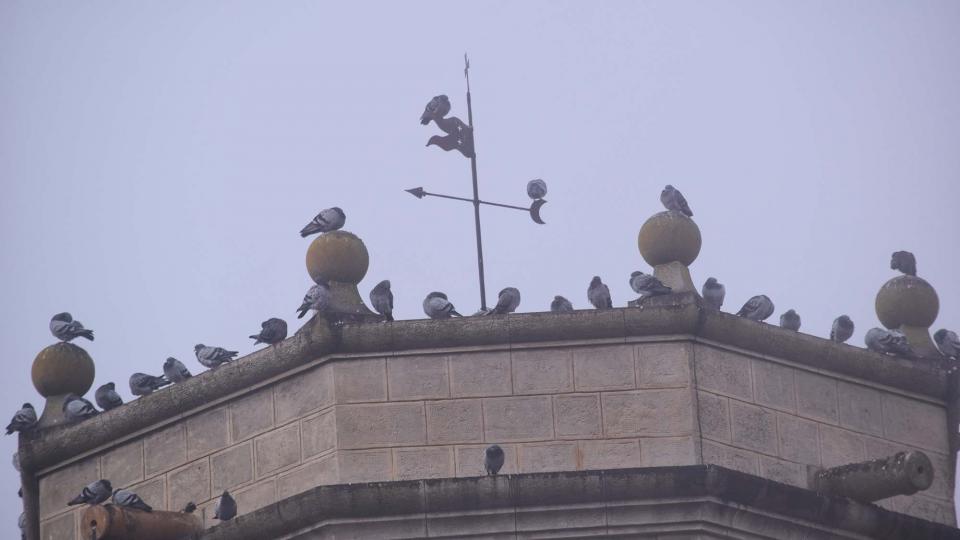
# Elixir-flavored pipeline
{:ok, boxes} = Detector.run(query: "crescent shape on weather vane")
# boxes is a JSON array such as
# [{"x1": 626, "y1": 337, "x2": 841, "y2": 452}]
[{"x1": 530, "y1": 199, "x2": 547, "y2": 225}]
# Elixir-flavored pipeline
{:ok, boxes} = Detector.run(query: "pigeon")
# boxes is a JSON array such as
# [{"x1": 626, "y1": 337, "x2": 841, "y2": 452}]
[
  {"x1": 526, "y1": 179, "x2": 547, "y2": 200},
  {"x1": 629, "y1": 271, "x2": 672, "y2": 305},
  {"x1": 551, "y1": 295, "x2": 573, "y2": 313},
  {"x1": 49, "y1": 312, "x2": 94, "y2": 342},
  {"x1": 194, "y1": 345, "x2": 238, "y2": 369},
  {"x1": 890, "y1": 251, "x2": 917, "y2": 277},
  {"x1": 182, "y1": 502, "x2": 197, "y2": 514},
  {"x1": 112, "y1": 488, "x2": 152, "y2": 512},
  {"x1": 423, "y1": 292, "x2": 462, "y2": 319},
  {"x1": 369, "y1": 280, "x2": 394, "y2": 322},
  {"x1": 934, "y1": 329, "x2": 959, "y2": 360},
  {"x1": 299, "y1": 207, "x2": 346, "y2": 237},
  {"x1": 701, "y1": 277, "x2": 725, "y2": 310},
  {"x1": 249, "y1": 318, "x2": 288, "y2": 345},
  {"x1": 779, "y1": 309, "x2": 801, "y2": 331},
  {"x1": 163, "y1": 357, "x2": 192, "y2": 383},
  {"x1": 67, "y1": 479, "x2": 112, "y2": 506},
  {"x1": 865, "y1": 328, "x2": 914, "y2": 357},
  {"x1": 95, "y1": 383, "x2": 123, "y2": 411},
  {"x1": 297, "y1": 283, "x2": 331, "y2": 319},
  {"x1": 5, "y1": 404, "x2": 37, "y2": 435},
  {"x1": 736, "y1": 295, "x2": 775, "y2": 322},
  {"x1": 484, "y1": 444, "x2": 505, "y2": 476},
  {"x1": 420, "y1": 95, "x2": 451, "y2": 125},
  {"x1": 129, "y1": 373, "x2": 171, "y2": 396},
  {"x1": 62, "y1": 394, "x2": 98, "y2": 422},
  {"x1": 660, "y1": 185, "x2": 693, "y2": 217},
  {"x1": 831, "y1": 315, "x2": 855, "y2": 344},
  {"x1": 18, "y1": 511, "x2": 24, "y2": 539},
  {"x1": 487, "y1": 287, "x2": 521, "y2": 316},
  {"x1": 587, "y1": 276, "x2": 613, "y2": 309},
  {"x1": 213, "y1": 490, "x2": 237, "y2": 521}
]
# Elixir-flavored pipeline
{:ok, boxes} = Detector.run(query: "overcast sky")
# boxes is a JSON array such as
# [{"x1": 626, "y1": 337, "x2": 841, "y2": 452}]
[{"x1": 2, "y1": 1, "x2": 959, "y2": 534}]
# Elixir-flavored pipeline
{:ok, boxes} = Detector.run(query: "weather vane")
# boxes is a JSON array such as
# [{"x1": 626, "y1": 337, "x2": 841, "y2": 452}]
[{"x1": 409, "y1": 54, "x2": 548, "y2": 311}]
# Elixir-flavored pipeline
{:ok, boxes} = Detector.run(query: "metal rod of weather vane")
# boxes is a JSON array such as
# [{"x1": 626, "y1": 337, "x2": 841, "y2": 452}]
[{"x1": 465, "y1": 56, "x2": 487, "y2": 311}]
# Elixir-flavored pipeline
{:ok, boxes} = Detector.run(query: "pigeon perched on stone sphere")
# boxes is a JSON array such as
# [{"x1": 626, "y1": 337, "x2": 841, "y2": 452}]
[
  {"x1": 934, "y1": 329, "x2": 959, "y2": 360},
  {"x1": 67, "y1": 479, "x2": 112, "y2": 506},
  {"x1": 112, "y1": 488, "x2": 152, "y2": 512},
  {"x1": 369, "y1": 280, "x2": 394, "y2": 322},
  {"x1": 214, "y1": 490, "x2": 237, "y2": 521},
  {"x1": 249, "y1": 318, "x2": 288, "y2": 345},
  {"x1": 49, "y1": 312, "x2": 94, "y2": 342},
  {"x1": 526, "y1": 179, "x2": 547, "y2": 200},
  {"x1": 487, "y1": 287, "x2": 521, "y2": 316},
  {"x1": 5, "y1": 404, "x2": 36, "y2": 435},
  {"x1": 95, "y1": 383, "x2": 123, "y2": 411},
  {"x1": 660, "y1": 185, "x2": 693, "y2": 217},
  {"x1": 890, "y1": 251, "x2": 917, "y2": 276},
  {"x1": 62, "y1": 394, "x2": 98, "y2": 422},
  {"x1": 587, "y1": 276, "x2": 613, "y2": 309},
  {"x1": 701, "y1": 278, "x2": 725, "y2": 310},
  {"x1": 736, "y1": 295, "x2": 775, "y2": 322},
  {"x1": 831, "y1": 316, "x2": 855, "y2": 344},
  {"x1": 423, "y1": 292, "x2": 462, "y2": 319},
  {"x1": 129, "y1": 373, "x2": 171, "y2": 396},
  {"x1": 299, "y1": 207, "x2": 345, "y2": 237},
  {"x1": 194, "y1": 345, "x2": 238, "y2": 369},
  {"x1": 865, "y1": 328, "x2": 914, "y2": 358},
  {"x1": 163, "y1": 357, "x2": 192, "y2": 383},
  {"x1": 484, "y1": 444, "x2": 505, "y2": 475},
  {"x1": 779, "y1": 309, "x2": 801, "y2": 332},
  {"x1": 551, "y1": 296, "x2": 573, "y2": 313},
  {"x1": 297, "y1": 283, "x2": 331, "y2": 319}
]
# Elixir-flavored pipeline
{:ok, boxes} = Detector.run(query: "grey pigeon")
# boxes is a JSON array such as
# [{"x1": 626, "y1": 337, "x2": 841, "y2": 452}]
[
  {"x1": 62, "y1": 394, "x2": 98, "y2": 422},
  {"x1": 526, "y1": 179, "x2": 547, "y2": 200},
  {"x1": 250, "y1": 318, "x2": 288, "y2": 345},
  {"x1": 95, "y1": 383, "x2": 123, "y2": 411},
  {"x1": 587, "y1": 276, "x2": 613, "y2": 309},
  {"x1": 112, "y1": 488, "x2": 152, "y2": 512},
  {"x1": 484, "y1": 444, "x2": 505, "y2": 476},
  {"x1": 5, "y1": 403, "x2": 36, "y2": 435},
  {"x1": 865, "y1": 328, "x2": 914, "y2": 357},
  {"x1": 551, "y1": 295, "x2": 573, "y2": 313},
  {"x1": 423, "y1": 292, "x2": 462, "y2": 319},
  {"x1": 49, "y1": 312, "x2": 94, "y2": 342},
  {"x1": 890, "y1": 251, "x2": 917, "y2": 276},
  {"x1": 182, "y1": 502, "x2": 197, "y2": 513},
  {"x1": 163, "y1": 357, "x2": 192, "y2": 383},
  {"x1": 214, "y1": 490, "x2": 237, "y2": 521},
  {"x1": 660, "y1": 185, "x2": 693, "y2": 217},
  {"x1": 297, "y1": 282, "x2": 331, "y2": 319},
  {"x1": 194, "y1": 345, "x2": 238, "y2": 369},
  {"x1": 779, "y1": 309, "x2": 801, "y2": 332},
  {"x1": 702, "y1": 277, "x2": 725, "y2": 310},
  {"x1": 369, "y1": 280, "x2": 394, "y2": 322},
  {"x1": 487, "y1": 287, "x2": 521, "y2": 316},
  {"x1": 629, "y1": 271, "x2": 672, "y2": 305},
  {"x1": 420, "y1": 95, "x2": 451, "y2": 125},
  {"x1": 934, "y1": 329, "x2": 959, "y2": 360},
  {"x1": 831, "y1": 315, "x2": 855, "y2": 344},
  {"x1": 299, "y1": 207, "x2": 346, "y2": 237},
  {"x1": 736, "y1": 295, "x2": 775, "y2": 322},
  {"x1": 67, "y1": 479, "x2": 112, "y2": 506},
  {"x1": 129, "y1": 373, "x2": 171, "y2": 396}
]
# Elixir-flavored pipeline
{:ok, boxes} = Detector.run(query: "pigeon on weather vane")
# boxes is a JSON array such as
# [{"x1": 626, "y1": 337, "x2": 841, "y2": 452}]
[{"x1": 420, "y1": 95, "x2": 475, "y2": 159}]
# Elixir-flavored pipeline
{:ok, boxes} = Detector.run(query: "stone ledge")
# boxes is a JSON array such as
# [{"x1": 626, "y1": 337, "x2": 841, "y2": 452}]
[{"x1": 197, "y1": 465, "x2": 960, "y2": 540}]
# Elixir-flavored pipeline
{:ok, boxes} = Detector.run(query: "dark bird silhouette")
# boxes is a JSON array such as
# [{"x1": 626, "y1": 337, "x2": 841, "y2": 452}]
[
  {"x1": 890, "y1": 251, "x2": 917, "y2": 276},
  {"x1": 369, "y1": 280, "x2": 394, "y2": 322},
  {"x1": 163, "y1": 357, "x2": 192, "y2": 383},
  {"x1": 67, "y1": 479, "x2": 112, "y2": 506},
  {"x1": 484, "y1": 444, "x2": 505, "y2": 475},
  {"x1": 49, "y1": 312, "x2": 94, "y2": 342},
  {"x1": 702, "y1": 277, "x2": 725, "y2": 310},
  {"x1": 95, "y1": 383, "x2": 123, "y2": 411},
  {"x1": 5, "y1": 404, "x2": 36, "y2": 435},
  {"x1": 250, "y1": 318, "x2": 288, "y2": 345},
  {"x1": 831, "y1": 315, "x2": 855, "y2": 344},
  {"x1": 300, "y1": 207, "x2": 345, "y2": 237},
  {"x1": 587, "y1": 277, "x2": 612, "y2": 309},
  {"x1": 214, "y1": 490, "x2": 237, "y2": 521},
  {"x1": 551, "y1": 296, "x2": 573, "y2": 313},
  {"x1": 660, "y1": 185, "x2": 693, "y2": 217}
]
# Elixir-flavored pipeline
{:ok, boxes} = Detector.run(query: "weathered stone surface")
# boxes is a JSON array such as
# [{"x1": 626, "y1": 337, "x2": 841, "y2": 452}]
[
  {"x1": 483, "y1": 396, "x2": 554, "y2": 442},
  {"x1": 101, "y1": 439, "x2": 144, "y2": 488},
  {"x1": 168, "y1": 458, "x2": 210, "y2": 515},
  {"x1": 579, "y1": 439, "x2": 641, "y2": 470},
  {"x1": 900, "y1": 495, "x2": 957, "y2": 526},
  {"x1": 301, "y1": 409, "x2": 335, "y2": 458},
  {"x1": 730, "y1": 401, "x2": 777, "y2": 454},
  {"x1": 819, "y1": 425, "x2": 864, "y2": 468},
  {"x1": 426, "y1": 399, "x2": 483, "y2": 444},
  {"x1": 274, "y1": 364, "x2": 333, "y2": 423},
  {"x1": 129, "y1": 475, "x2": 166, "y2": 511},
  {"x1": 554, "y1": 394, "x2": 601, "y2": 439},
  {"x1": 455, "y1": 444, "x2": 518, "y2": 477},
  {"x1": 211, "y1": 443, "x2": 253, "y2": 492},
  {"x1": 881, "y1": 394, "x2": 949, "y2": 452},
  {"x1": 187, "y1": 407, "x2": 229, "y2": 459},
  {"x1": 758, "y1": 456, "x2": 805, "y2": 487},
  {"x1": 694, "y1": 345, "x2": 752, "y2": 400},
  {"x1": 448, "y1": 351, "x2": 511, "y2": 397},
  {"x1": 277, "y1": 455, "x2": 338, "y2": 500},
  {"x1": 602, "y1": 389, "x2": 693, "y2": 437},
  {"x1": 39, "y1": 456, "x2": 98, "y2": 519},
  {"x1": 777, "y1": 414, "x2": 820, "y2": 466},
  {"x1": 795, "y1": 371, "x2": 839, "y2": 424},
  {"x1": 232, "y1": 478, "x2": 277, "y2": 519},
  {"x1": 40, "y1": 511, "x2": 75, "y2": 540},
  {"x1": 388, "y1": 355, "x2": 449, "y2": 400},
  {"x1": 255, "y1": 424, "x2": 301, "y2": 476},
  {"x1": 519, "y1": 442, "x2": 577, "y2": 473},
  {"x1": 515, "y1": 505, "x2": 606, "y2": 534},
  {"x1": 512, "y1": 348, "x2": 573, "y2": 394},
  {"x1": 230, "y1": 387, "x2": 275, "y2": 441},
  {"x1": 752, "y1": 360, "x2": 796, "y2": 412},
  {"x1": 332, "y1": 358, "x2": 386, "y2": 403},
  {"x1": 641, "y1": 436, "x2": 697, "y2": 467},
  {"x1": 336, "y1": 402, "x2": 426, "y2": 448},
  {"x1": 697, "y1": 391, "x2": 730, "y2": 442},
  {"x1": 428, "y1": 508, "x2": 515, "y2": 537},
  {"x1": 572, "y1": 345, "x2": 635, "y2": 391},
  {"x1": 395, "y1": 446, "x2": 454, "y2": 480},
  {"x1": 337, "y1": 449, "x2": 392, "y2": 482},
  {"x1": 636, "y1": 342, "x2": 691, "y2": 388},
  {"x1": 837, "y1": 382, "x2": 883, "y2": 436},
  {"x1": 701, "y1": 440, "x2": 758, "y2": 474},
  {"x1": 144, "y1": 423, "x2": 186, "y2": 477}
]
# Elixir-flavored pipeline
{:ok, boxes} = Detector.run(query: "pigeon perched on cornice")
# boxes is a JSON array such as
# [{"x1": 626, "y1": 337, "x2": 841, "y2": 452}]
[
  {"x1": 299, "y1": 207, "x2": 345, "y2": 237},
  {"x1": 526, "y1": 179, "x2": 547, "y2": 200},
  {"x1": 95, "y1": 383, "x2": 123, "y2": 411},
  {"x1": 487, "y1": 287, "x2": 521, "y2": 316},
  {"x1": 297, "y1": 283, "x2": 331, "y2": 319},
  {"x1": 890, "y1": 251, "x2": 917, "y2": 276},
  {"x1": 484, "y1": 444, "x2": 505, "y2": 476},
  {"x1": 112, "y1": 488, "x2": 152, "y2": 512},
  {"x1": 49, "y1": 312, "x2": 94, "y2": 342},
  {"x1": 250, "y1": 318, "x2": 288, "y2": 345},
  {"x1": 779, "y1": 309, "x2": 801, "y2": 332},
  {"x1": 129, "y1": 373, "x2": 171, "y2": 396},
  {"x1": 369, "y1": 280, "x2": 394, "y2": 322},
  {"x1": 5, "y1": 404, "x2": 36, "y2": 435},
  {"x1": 831, "y1": 315, "x2": 855, "y2": 344},
  {"x1": 63, "y1": 394, "x2": 98, "y2": 422},
  {"x1": 163, "y1": 357, "x2": 192, "y2": 383},
  {"x1": 934, "y1": 329, "x2": 959, "y2": 360},
  {"x1": 194, "y1": 345, "x2": 238, "y2": 369},
  {"x1": 660, "y1": 185, "x2": 693, "y2": 217},
  {"x1": 551, "y1": 296, "x2": 573, "y2": 313},
  {"x1": 587, "y1": 276, "x2": 612, "y2": 309},
  {"x1": 182, "y1": 502, "x2": 197, "y2": 514},
  {"x1": 67, "y1": 479, "x2": 112, "y2": 506},
  {"x1": 736, "y1": 295, "x2": 775, "y2": 322},
  {"x1": 865, "y1": 328, "x2": 914, "y2": 357},
  {"x1": 423, "y1": 292, "x2": 462, "y2": 319},
  {"x1": 701, "y1": 277, "x2": 725, "y2": 311},
  {"x1": 420, "y1": 95, "x2": 451, "y2": 125},
  {"x1": 214, "y1": 490, "x2": 237, "y2": 521},
  {"x1": 629, "y1": 271, "x2": 672, "y2": 305}
]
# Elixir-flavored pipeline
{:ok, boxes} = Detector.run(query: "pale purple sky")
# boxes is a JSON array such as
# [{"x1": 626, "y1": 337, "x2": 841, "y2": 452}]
[{"x1": 2, "y1": 1, "x2": 959, "y2": 534}]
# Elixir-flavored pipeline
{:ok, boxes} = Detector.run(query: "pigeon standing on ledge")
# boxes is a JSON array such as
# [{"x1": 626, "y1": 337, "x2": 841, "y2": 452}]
[
  {"x1": 934, "y1": 329, "x2": 959, "y2": 360},
  {"x1": 250, "y1": 318, "x2": 288, "y2": 345},
  {"x1": 487, "y1": 287, "x2": 521, "y2": 316},
  {"x1": 67, "y1": 479, "x2": 112, "y2": 506},
  {"x1": 484, "y1": 445, "x2": 505, "y2": 475},
  {"x1": 423, "y1": 292, "x2": 462, "y2": 319},
  {"x1": 297, "y1": 283, "x2": 331, "y2": 319},
  {"x1": 629, "y1": 271, "x2": 672, "y2": 305},
  {"x1": 95, "y1": 383, "x2": 123, "y2": 411},
  {"x1": 865, "y1": 328, "x2": 914, "y2": 358},
  {"x1": 736, "y1": 295, "x2": 775, "y2": 322},
  {"x1": 194, "y1": 345, "x2": 238, "y2": 369},
  {"x1": 5, "y1": 404, "x2": 36, "y2": 435},
  {"x1": 63, "y1": 394, "x2": 98, "y2": 422},
  {"x1": 831, "y1": 316, "x2": 855, "y2": 344},
  {"x1": 702, "y1": 278, "x2": 725, "y2": 310},
  {"x1": 112, "y1": 488, "x2": 152, "y2": 512},
  {"x1": 300, "y1": 207, "x2": 345, "y2": 237},
  {"x1": 779, "y1": 309, "x2": 801, "y2": 332},
  {"x1": 369, "y1": 280, "x2": 394, "y2": 322},
  {"x1": 587, "y1": 276, "x2": 612, "y2": 309},
  {"x1": 50, "y1": 312, "x2": 94, "y2": 342},
  {"x1": 214, "y1": 490, "x2": 237, "y2": 521},
  {"x1": 660, "y1": 185, "x2": 693, "y2": 217},
  {"x1": 163, "y1": 357, "x2": 192, "y2": 383},
  {"x1": 129, "y1": 373, "x2": 171, "y2": 396},
  {"x1": 551, "y1": 296, "x2": 573, "y2": 313}
]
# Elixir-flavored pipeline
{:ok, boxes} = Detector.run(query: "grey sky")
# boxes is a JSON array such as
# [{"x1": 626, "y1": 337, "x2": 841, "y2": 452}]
[{"x1": 2, "y1": 1, "x2": 958, "y2": 534}]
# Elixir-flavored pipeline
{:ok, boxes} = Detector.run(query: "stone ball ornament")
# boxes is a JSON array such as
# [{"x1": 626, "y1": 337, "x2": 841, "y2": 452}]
[
  {"x1": 638, "y1": 211, "x2": 702, "y2": 267},
  {"x1": 306, "y1": 231, "x2": 370, "y2": 285},
  {"x1": 875, "y1": 275, "x2": 939, "y2": 330},
  {"x1": 32, "y1": 342, "x2": 95, "y2": 398}
]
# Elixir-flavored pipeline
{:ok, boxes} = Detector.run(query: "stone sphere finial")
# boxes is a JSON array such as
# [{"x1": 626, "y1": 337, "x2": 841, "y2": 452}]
[
  {"x1": 305, "y1": 231, "x2": 370, "y2": 285},
  {"x1": 32, "y1": 342, "x2": 96, "y2": 428},
  {"x1": 875, "y1": 276, "x2": 939, "y2": 330},
  {"x1": 637, "y1": 211, "x2": 701, "y2": 294}
]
